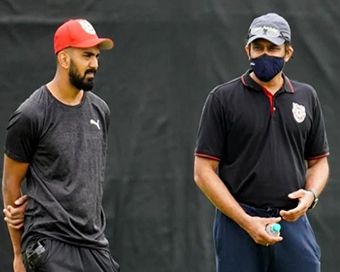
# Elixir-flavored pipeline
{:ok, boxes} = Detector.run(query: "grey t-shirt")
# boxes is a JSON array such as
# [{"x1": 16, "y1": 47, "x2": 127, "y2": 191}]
[{"x1": 5, "y1": 85, "x2": 110, "y2": 250}]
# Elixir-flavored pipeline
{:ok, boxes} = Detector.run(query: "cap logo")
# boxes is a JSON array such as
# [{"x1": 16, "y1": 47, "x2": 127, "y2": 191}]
[
  {"x1": 292, "y1": 102, "x2": 306, "y2": 123},
  {"x1": 249, "y1": 26, "x2": 281, "y2": 38},
  {"x1": 77, "y1": 20, "x2": 96, "y2": 35}
]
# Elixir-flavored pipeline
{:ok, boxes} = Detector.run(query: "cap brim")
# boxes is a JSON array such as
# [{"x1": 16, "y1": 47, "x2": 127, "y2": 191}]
[
  {"x1": 73, "y1": 38, "x2": 114, "y2": 50},
  {"x1": 247, "y1": 34, "x2": 285, "y2": 46}
]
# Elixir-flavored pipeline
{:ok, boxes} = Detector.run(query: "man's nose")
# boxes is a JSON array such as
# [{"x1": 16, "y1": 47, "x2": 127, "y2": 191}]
[{"x1": 89, "y1": 57, "x2": 99, "y2": 69}]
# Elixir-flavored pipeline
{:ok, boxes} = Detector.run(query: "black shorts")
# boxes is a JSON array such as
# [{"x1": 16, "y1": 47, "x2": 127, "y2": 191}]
[{"x1": 22, "y1": 239, "x2": 120, "y2": 272}]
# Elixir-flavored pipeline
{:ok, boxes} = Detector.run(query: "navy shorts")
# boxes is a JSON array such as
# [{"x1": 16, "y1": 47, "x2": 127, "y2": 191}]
[
  {"x1": 214, "y1": 204, "x2": 321, "y2": 272},
  {"x1": 22, "y1": 239, "x2": 120, "y2": 272}
]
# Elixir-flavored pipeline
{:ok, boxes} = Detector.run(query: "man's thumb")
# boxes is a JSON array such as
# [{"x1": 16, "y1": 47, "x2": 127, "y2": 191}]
[
  {"x1": 288, "y1": 189, "x2": 303, "y2": 199},
  {"x1": 14, "y1": 195, "x2": 28, "y2": 205}
]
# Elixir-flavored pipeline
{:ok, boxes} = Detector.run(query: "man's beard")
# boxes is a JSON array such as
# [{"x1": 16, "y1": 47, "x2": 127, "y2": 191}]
[{"x1": 68, "y1": 60, "x2": 96, "y2": 91}]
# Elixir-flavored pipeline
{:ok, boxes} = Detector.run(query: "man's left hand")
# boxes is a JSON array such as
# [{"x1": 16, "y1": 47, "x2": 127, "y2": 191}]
[{"x1": 279, "y1": 189, "x2": 314, "y2": 222}]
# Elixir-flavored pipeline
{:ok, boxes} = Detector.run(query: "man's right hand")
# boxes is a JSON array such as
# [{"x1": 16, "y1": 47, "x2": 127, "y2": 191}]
[
  {"x1": 243, "y1": 216, "x2": 283, "y2": 246},
  {"x1": 14, "y1": 254, "x2": 26, "y2": 272},
  {"x1": 3, "y1": 195, "x2": 28, "y2": 229}
]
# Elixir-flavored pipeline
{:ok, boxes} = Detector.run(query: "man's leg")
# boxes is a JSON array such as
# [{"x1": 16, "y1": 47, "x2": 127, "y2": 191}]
[
  {"x1": 214, "y1": 210, "x2": 270, "y2": 272},
  {"x1": 272, "y1": 214, "x2": 321, "y2": 272}
]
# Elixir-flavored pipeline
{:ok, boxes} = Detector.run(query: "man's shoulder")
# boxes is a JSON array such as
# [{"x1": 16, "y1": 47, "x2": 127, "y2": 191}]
[
  {"x1": 86, "y1": 91, "x2": 110, "y2": 112},
  {"x1": 289, "y1": 78, "x2": 317, "y2": 96},
  {"x1": 7, "y1": 86, "x2": 48, "y2": 130},
  {"x1": 210, "y1": 76, "x2": 243, "y2": 97},
  {"x1": 16, "y1": 85, "x2": 48, "y2": 117}
]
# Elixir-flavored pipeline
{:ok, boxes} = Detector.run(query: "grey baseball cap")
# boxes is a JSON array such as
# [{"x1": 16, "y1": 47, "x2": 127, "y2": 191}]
[{"x1": 247, "y1": 13, "x2": 291, "y2": 45}]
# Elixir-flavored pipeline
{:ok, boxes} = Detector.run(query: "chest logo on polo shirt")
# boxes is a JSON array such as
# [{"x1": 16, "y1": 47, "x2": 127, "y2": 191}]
[{"x1": 292, "y1": 102, "x2": 306, "y2": 123}]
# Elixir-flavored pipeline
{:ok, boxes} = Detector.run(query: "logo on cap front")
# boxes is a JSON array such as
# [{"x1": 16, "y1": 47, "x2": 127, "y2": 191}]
[
  {"x1": 78, "y1": 20, "x2": 96, "y2": 35},
  {"x1": 292, "y1": 102, "x2": 306, "y2": 123}
]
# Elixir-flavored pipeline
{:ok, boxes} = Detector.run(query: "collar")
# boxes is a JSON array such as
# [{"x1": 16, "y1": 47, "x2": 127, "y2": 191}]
[{"x1": 241, "y1": 70, "x2": 295, "y2": 93}]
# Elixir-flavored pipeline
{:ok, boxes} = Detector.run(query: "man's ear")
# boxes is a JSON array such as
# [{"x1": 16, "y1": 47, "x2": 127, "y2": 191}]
[
  {"x1": 284, "y1": 46, "x2": 294, "y2": 62},
  {"x1": 57, "y1": 50, "x2": 71, "y2": 69},
  {"x1": 245, "y1": 45, "x2": 251, "y2": 60}
]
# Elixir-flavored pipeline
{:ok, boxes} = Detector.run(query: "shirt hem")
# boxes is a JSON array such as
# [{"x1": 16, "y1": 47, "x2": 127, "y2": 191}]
[
  {"x1": 194, "y1": 153, "x2": 221, "y2": 161},
  {"x1": 306, "y1": 152, "x2": 330, "y2": 160}
]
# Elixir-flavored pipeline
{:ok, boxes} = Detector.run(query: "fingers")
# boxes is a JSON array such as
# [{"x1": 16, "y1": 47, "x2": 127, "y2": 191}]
[
  {"x1": 4, "y1": 200, "x2": 28, "y2": 217},
  {"x1": 3, "y1": 195, "x2": 29, "y2": 217},
  {"x1": 3, "y1": 206, "x2": 14, "y2": 217},
  {"x1": 4, "y1": 217, "x2": 24, "y2": 229},
  {"x1": 260, "y1": 233, "x2": 283, "y2": 246},
  {"x1": 287, "y1": 189, "x2": 304, "y2": 199},
  {"x1": 263, "y1": 236, "x2": 283, "y2": 247},
  {"x1": 3, "y1": 206, "x2": 25, "y2": 229},
  {"x1": 14, "y1": 195, "x2": 28, "y2": 206},
  {"x1": 281, "y1": 189, "x2": 313, "y2": 222},
  {"x1": 4, "y1": 216, "x2": 23, "y2": 224},
  {"x1": 247, "y1": 217, "x2": 283, "y2": 246},
  {"x1": 280, "y1": 204, "x2": 306, "y2": 222},
  {"x1": 3, "y1": 204, "x2": 26, "y2": 229},
  {"x1": 4, "y1": 205, "x2": 21, "y2": 217},
  {"x1": 261, "y1": 217, "x2": 283, "y2": 245},
  {"x1": 271, "y1": 217, "x2": 282, "y2": 223},
  {"x1": 280, "y1": 210, "x2": 297, "y2": 222}
]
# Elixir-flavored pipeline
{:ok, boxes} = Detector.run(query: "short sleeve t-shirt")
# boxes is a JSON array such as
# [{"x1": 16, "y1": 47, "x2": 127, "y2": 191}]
[{"x1": 5, "y1": 86, "x2": 111, "y2": 250}]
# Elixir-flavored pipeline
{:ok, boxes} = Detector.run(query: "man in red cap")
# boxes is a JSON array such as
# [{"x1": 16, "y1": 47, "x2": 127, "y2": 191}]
[{"x1": 2, "y1": 19, "x2": 119, "y2": 272}]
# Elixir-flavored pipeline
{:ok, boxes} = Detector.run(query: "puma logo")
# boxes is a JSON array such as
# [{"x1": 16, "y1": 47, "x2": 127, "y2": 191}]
[{"x1": 90, "y1": 119, "x2": 100, "y2": 130}]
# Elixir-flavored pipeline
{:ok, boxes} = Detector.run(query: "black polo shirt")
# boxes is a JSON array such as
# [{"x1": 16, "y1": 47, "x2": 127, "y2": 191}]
[{"x1": 195, "y1": 70, "x2": 329, "y2": 209}]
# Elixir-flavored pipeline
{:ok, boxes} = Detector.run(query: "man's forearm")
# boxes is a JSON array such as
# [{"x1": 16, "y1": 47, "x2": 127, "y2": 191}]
[
  {"x1": 306, "y1": 157, "x2": 329, "y2": 197},
  {"x1": 194, "y1": 164, "x2": 251, "y2": 230},
  {"x1": 3, "y1": 186, "x2": 24, "y2": 256},
  {"x1": 6, "y1": 224, "x2": 23, "y2": 256}
]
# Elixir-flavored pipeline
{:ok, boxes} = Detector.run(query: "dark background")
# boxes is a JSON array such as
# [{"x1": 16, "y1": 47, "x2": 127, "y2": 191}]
[{"x1": 0, "y1": 1, "x2": 339, "y2": 271}]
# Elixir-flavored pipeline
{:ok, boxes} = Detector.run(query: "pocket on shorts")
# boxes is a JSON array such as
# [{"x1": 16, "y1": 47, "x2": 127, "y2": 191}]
[{"x1": 24, "y1": 239, "x2": 51, "y2": 270}]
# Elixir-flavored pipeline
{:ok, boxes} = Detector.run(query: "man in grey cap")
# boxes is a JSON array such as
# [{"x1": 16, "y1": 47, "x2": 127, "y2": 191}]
[{"x1": 194, "y1": 12, "x2": 329, "y2": 272}]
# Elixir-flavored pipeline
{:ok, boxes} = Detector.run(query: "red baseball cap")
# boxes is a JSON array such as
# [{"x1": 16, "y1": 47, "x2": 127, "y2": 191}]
[{"x1": 54, "y1": 19, "x2": 114, "y2": 54}]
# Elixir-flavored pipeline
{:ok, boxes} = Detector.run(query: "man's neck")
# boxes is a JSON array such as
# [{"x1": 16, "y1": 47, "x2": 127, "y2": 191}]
[
  {"x1": 250, "y1": 71, "x2": 284, "y2": 95},
  {"x1": 46, "y1": 76, "x2": 84, "y2": 106}
]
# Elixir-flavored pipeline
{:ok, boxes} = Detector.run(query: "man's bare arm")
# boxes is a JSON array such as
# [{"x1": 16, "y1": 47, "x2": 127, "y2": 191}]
[
  {"x1": 194, "y1": 156, "x2": 282, "y2": 245},
  {"x1": 2, "y1": 154, "x2": 30, "y2": 270},
  {"x1": 305, "y1": 156, "x2": 329, "y2": 196},
  {"x1": 280, "y1": 156, "x2": 329, "y2": 222}
]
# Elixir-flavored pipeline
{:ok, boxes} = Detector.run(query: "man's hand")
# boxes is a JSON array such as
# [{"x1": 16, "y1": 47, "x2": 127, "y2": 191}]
[
  {"x1": 279, "y1": 189, "x2": 314, "y2": 222},
  {"x1": 243, "y1": 216, "x2": 283, "y2": 246},
  {"x1": 13, "y1": 254, "x2": 26, "y2": 272},
  {"x1": 3, "y1": 195, "x2": 28, "y2": 229}
]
